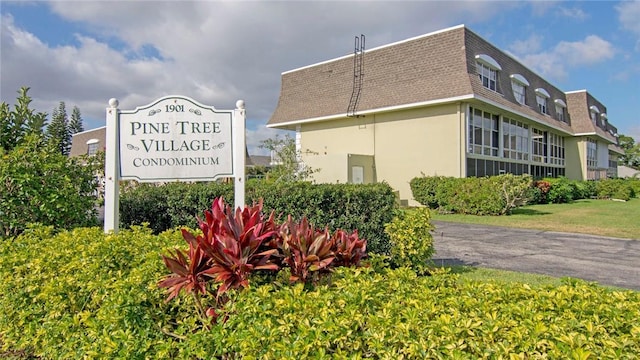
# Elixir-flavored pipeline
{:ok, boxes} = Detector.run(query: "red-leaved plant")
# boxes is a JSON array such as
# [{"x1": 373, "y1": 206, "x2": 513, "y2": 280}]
[
  {"x1": 159, "y1": 197, "x2": 280, "y2": 324},
  {"x1": 159, "y1": 197, "x2": 370, "y2": 327},
  {"x1": 332, "y1": 229, "x2": 367, "y2": 267},
  {"x1": 158, "y1": 236, "x2": 211, "y2": 302},
  {"x1": 193, "y1": 197, "x2": 280, "y2": 297},
  {"x1": 278, "y1": 216, "x2": 335, "y2": 284}
]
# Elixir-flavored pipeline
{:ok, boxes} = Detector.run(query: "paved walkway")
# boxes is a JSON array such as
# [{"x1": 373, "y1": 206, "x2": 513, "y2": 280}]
[{"x1": 431, "y1": 221, "x2": 640, "y2": 291}]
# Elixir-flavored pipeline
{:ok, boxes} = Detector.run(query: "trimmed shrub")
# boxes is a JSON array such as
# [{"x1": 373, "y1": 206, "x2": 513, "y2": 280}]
[
  {"x1": 385, "y1": 208, "x2": 435, "y2": 274},
  {"x1": 410, "y1": 175, "x2": 532, "y2": 215},
  {"x1": 3, "y1": 227, "x2": 640, "y2": 359},
  {"x1": 573, "y1": 180, "x2": 597, "y2": 200},
  {"x1": 545, "y1": 177, "x2": 575, "y2": 203},
  {"x1": 120, "y1": 181, "x2": 396, "y2": 254},
  {"x1": 447, "y1": 178, "x2": 504, "y2": 215},
  {"x1": 597, "y1": 179, "x2": 635, "y2": 201},
  {"x1": 0, "y1": 225, "x2": 185, "y2": 358},
  {"x1": 628, "y1": 177, "x2": 640, "y2": 197},
  {"x1": 409, "y1": 175, "x2": 444, "y2": 208}
]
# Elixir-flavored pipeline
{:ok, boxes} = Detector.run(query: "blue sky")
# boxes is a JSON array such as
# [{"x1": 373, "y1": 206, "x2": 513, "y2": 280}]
[{"x1": 2, "y1": 1, "x2": 639, "y2": 154}]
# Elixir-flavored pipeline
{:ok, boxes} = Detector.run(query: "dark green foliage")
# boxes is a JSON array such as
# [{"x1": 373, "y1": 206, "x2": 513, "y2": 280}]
[
  {"x1": 545, "y1": 177, "x2": 576, "y2": 204},
  {"x1": 573, "y1": 179, "x2": 597, "y2": 200},
  {"x1": 69, "y1": 106, "x2": 84, "y2": 134},
  {"x1": 119, "y1": 182, "x2": 233, "y2": 233},
  {"x1": 409, "y1": 175, "x2": 446, "y2": 208},
  {"x1": 618, "y1": 134, "x2": 640, "y2": 169},
  {"x1": 448, "y1": 178, "x2": 505, "y2": 215},
  {"x1": 627, "y1": 177, "x2": 640, "y2": 196},
  {"x1": 46, "y1": 101, "x2": 71, "y2": 155},
  {"x1": 120, "y1": 181, "x2": 396, "y2": 255},
  {"x1": 0, "y1": 135, "x2": 100, "y2": 238},
  {"x1": 0, "y1": 86, "x2": 48, "y2": 152},
  {"x1": 410, "y1": 175, "x2": 533, "y2": 215}
]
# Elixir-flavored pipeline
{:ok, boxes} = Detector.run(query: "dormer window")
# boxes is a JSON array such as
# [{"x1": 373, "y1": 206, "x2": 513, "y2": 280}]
[
  {"x1": 510, "y1": 74, "x2": 529, "y2": 105},
  {"x1": 589, "y1": 105, "x2": 600, "y2": 123},
  {"x1": 475, "y1": 54, "x2": 501, "y2": 92},
  {"x1": 535, "y1": 88, "x2": 550, "y2": 115},
  {"x1": 554, "y1": 99, "x2": 567, "y2": 122},
  {"x1": 86, "y1": 139, "x2": 100, "y2": 155},
  {"x1": 601, "y1": 113, "x2": 608, "y2": 127}
]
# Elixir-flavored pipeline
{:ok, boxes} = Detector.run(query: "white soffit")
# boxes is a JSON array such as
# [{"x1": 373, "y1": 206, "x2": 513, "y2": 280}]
[
  {"x1": 535, "y1": 88, "x2": 551, "y2": 98},
  {"x1": 475, "y1": 54, "x2": 502, "y2": 70},
  {"x1": 509, "y1": 74, "x2": 530, "y2": 86},
  {"x1": 554, "y1": 99, "x2": 567, "y2": 108}
]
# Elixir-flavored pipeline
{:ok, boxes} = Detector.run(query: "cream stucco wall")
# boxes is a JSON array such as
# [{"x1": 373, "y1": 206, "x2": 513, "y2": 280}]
[
  {"x1": 565, "y1": 137, "x2": 585, "y2": 180},
  {"x1": 300, "y1": 103, "x2": 463, "y2": 205}
]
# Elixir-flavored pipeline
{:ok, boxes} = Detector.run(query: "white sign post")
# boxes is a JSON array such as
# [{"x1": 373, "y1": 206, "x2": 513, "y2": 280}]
[{"x1": 104, "y1": 96, "x2": 246, "y2": 233}]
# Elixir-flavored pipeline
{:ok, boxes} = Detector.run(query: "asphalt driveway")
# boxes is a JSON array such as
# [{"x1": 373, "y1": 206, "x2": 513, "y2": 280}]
[{"x1": 431, "y1": 221, "x2": 640, "y2": 291}]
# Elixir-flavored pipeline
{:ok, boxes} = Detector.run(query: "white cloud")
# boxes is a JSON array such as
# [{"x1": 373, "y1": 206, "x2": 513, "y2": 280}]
[
  {"x1": 514, "y1": 35, "x2": 615, "y2": 81},
  {"x1": 509, "y1": 34, "x2": 543, "y2": 55},
  {"x1": 617, "y1": 0, "x2": 640, "y2": 51},
  {"x1": 528, "y1": 0, "x2": 558, "y2": 16},
  {"x1": 1, "y1": 1, "x2": 523, "y2": 152},
  {"x1": 558, "y1": 6, "x2": 589, "y2": 21}
]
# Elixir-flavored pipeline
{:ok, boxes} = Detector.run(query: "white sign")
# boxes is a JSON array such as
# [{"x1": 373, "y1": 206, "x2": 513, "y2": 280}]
[
  {"x1": 119, "y1": 96, "x2": 234, "y2": 181},
  {"x1": 104, "y1": 95, "x2": 246, "y2": 233}
]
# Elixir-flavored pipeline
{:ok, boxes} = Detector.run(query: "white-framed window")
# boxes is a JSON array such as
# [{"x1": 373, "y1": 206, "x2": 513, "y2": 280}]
[
  {"x1": 86, "y1": 139, "x2": 100, "y2": 155},
  {"x1": 468, "y1": 107, "x2": 499, "y2": 157},
  {"x1": 510, "y1": 74, "x2": 529, "y2": 105},
  {"x1": 535, "y1": 88, "x2": 550, "y2": 115},
  {"x1": 608, "y1": 152, "x2": 618, "y2": 178},
  {"x1": 532, "y1": 128, "x2": 547, "y2": 163},
  {"x1": 587, "y1": 138, "x2": 598, "y2": 170},
  {"x1": 589, "y1": 105, "x2": 600, "y2": 123},
  {"x1": 536, "y1": 96, "x2": 547, "y2": 114},
  {"x1": 475, "y1": 54, "x2": 501, "y2": 92},
  {"x1": 555, "y1": 105, "x2": 564, "y2": 122},
  {"x1": 548, "y1": 133, "x2": 565, "y2": 166},
  {"x1": 477, "y1": 62, "x2": 497, "y2": 91},
  {"x1": 502, "y1": 117, "x2": 529, "y2": 161}
]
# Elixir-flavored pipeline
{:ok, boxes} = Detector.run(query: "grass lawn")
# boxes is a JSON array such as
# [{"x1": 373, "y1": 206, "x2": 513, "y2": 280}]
[
  {"x1": 448, "y1": 266, "x2": 562, "y2": 287},
  {"x1": 431, "y1": 198, "x2": 640, "y2": 239}
]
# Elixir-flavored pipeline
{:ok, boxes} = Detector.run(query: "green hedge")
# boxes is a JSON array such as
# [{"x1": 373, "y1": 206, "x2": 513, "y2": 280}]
[
  {"x1": 532, "y1": 178, "x2": 637, "y2": 204},
  {"x1": 596, "y1": 178, "x2": 636, "y2": 201},
  {"x1": 120, "y1": 181, "x2": 396, "y2": 255},
  {"x1": 2, "y1": 226, "x2": 639, "y2": 358},
  {"x1": 410, "y1": 174, "x2": 532, "y2": 215}
]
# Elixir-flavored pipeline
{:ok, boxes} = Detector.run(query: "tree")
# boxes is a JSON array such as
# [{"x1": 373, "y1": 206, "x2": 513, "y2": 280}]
[
  {"x1": 69, "y1": 106, "x2": 84, "y2": 134},
  {"x1": 0, "y1": 86, "x2": 48, "y2": 152},
  {"x1": 259, "y1": 134, "x2": 317, "y2": 182},
  {"x1": 618, "y1": 134, "x2": 640, "y2": 169},
  {"x1": 46, "y1": 101, "x2": 72, "y2": 155},
  {"x1": 0, "y1": 134, "x2": 100, "y2": 238}
]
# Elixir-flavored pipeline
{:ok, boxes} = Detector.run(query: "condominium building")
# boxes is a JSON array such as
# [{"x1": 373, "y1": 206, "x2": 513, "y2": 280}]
[{"x1": 267, "y1": 25, "x2": 623, "y2": 205}]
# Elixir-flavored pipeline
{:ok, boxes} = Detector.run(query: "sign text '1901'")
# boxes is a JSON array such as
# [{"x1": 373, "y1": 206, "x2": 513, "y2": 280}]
[{"x1": 166, "y1": 104, "x2": 184, "y2": 112}]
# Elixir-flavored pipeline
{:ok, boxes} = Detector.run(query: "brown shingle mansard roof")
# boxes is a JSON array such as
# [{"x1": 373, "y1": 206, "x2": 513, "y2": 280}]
[
  {"x1": 268, "y1": 25, "x2": 472, "y2": 128},
  {"x1": 267, "y1": 25, "x2": 581, "y2": 137},
  {"x1": 566, "y1": 90, "x2": 617, "y2": 143}
]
